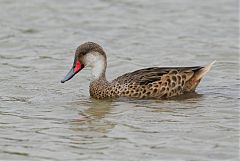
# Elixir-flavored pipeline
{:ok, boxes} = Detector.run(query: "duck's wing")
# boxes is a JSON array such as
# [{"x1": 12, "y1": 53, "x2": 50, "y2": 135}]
[
  {"x1": 113, "y1": 66, "x2": 204, "y2": 85},
  {"x1": 112, "y1": 62, "x2": 214, "y2": 98}
]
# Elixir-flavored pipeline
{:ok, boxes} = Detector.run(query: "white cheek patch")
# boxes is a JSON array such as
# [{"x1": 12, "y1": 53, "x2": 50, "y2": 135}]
[{"x1": 84, "y1": 52, "x2": 105, "y2": 80}]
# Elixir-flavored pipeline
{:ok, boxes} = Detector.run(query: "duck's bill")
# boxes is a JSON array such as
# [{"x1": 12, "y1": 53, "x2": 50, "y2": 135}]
[{"x1": 61, "y1": 60, "x2": 83, "y2": 83}]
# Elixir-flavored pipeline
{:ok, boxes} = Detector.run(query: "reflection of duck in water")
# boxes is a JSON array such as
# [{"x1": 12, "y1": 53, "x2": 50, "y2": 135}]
[
  {"x1": 61, "y1": 42, "x2": 214, "y2": 99},
  {"x1": 84, "y1": 99, "x2": 113, "y2": 119},
  {"x1": 71, "y1": 100, "x2": 114, "y2": 133},
  {"x1": 70, "y1": 99, "x2": 113, "y2": 122}
]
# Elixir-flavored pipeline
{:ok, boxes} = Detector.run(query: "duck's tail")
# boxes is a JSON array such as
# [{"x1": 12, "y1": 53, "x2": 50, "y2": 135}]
[
  {"x1": 194, "y1": 60, "x2": 216, "y2": 81},
  {"x1": 185, "y1": 61, "x2": 215, "y2": 92}
]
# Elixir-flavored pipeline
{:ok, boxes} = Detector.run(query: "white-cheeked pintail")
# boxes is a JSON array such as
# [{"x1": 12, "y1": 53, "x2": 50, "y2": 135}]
[{"x1": 61, "y1": 42, "x2": 215, "y2": 99}]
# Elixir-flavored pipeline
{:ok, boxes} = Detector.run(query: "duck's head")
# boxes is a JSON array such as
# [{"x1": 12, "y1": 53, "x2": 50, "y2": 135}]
[{"x1": 61, "y1": 42, "x2": 107, "y2": 83}]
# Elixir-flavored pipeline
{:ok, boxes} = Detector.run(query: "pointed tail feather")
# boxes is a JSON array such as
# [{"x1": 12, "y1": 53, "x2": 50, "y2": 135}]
[{"x1": 195, "y1": 60, "x2": 216, "y2": 81}]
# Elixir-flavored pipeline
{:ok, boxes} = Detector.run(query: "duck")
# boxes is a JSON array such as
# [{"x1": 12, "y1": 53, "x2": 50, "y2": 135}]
[{"x1": 61, "y1": 42, "x2": 215, "y2": 99}]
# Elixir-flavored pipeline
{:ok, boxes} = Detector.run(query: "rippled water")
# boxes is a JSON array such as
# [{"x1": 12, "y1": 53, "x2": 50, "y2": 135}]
[{"x1": 0, "y1": 0, "x2": 239, "y2": 161}]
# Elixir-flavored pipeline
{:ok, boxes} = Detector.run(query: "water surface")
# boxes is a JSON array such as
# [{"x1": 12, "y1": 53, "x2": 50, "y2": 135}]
[{"x1": 0, "y1": 0, "x2": 239, "y2": 161}]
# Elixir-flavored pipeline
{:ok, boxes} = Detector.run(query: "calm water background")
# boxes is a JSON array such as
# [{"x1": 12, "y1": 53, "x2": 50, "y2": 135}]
[{"x1": 0, "y1": 0, "x2": 239, "y2": 161}]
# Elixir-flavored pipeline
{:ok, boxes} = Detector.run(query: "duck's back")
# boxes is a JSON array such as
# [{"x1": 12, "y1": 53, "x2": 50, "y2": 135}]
[{"x1": 111, "y1": 65, "x2": 212, "y2": 99}]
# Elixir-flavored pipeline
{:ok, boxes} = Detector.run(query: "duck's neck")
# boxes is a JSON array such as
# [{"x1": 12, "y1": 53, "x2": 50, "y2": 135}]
[
  {"x1": 91, "y1": 59, "x2": 107, "y2": 81},
  {"x1": 89, "y1": 66, "x2": 112, "y2": 99},
  {"x1": 84, "y1": 51, "x2": 108, "y2": 82},
  {"x1": 88, "y1": 56, "x2": 111, "y2": 99}
]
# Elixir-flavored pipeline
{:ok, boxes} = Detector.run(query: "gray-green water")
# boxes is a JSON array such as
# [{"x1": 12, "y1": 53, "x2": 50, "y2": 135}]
[{"x1": 0, "y1": 0, "x2": 239, "y2": 161}]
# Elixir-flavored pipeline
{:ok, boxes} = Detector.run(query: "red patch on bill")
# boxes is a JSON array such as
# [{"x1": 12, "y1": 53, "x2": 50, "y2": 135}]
[{"x1": 74, "y1": 60, "x2": 81, "y2": 73}]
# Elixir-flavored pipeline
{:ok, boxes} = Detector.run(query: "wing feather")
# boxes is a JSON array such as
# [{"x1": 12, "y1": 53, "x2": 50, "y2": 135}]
[{"x1": 113, "y1": 66, "x2": 203, "y2": 85}]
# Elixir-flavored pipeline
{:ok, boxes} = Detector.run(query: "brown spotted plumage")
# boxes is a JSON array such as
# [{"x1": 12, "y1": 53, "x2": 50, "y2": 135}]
[{"x1": 61, "y1": 42, "x2": 215, "y2": 99}]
